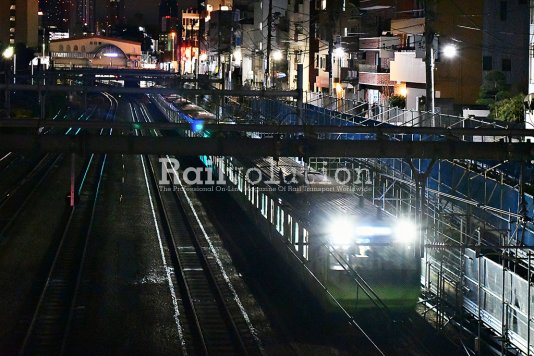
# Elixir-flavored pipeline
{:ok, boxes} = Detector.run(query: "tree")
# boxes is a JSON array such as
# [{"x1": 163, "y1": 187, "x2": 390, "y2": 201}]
[
  {"x1": 476, "y1": 70, "x2": 511, "y2": 106},
  {"x1": 491, "y1": 94, "x2": 524, "y2": 122},
  {"x1": 389, "y1": 95, "x2": 406, "y2": 109}
]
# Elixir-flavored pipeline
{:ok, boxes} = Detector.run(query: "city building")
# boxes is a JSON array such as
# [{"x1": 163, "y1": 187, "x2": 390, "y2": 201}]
[
  {"x1": 482, "y1": 0, "x2": 529, "y2": 96},
  {"x1": 49, "y1": 35, "x2": 141, "y2": 68},
  {"x1": 75, "y1": 0, "x2": 96, "y2": 34},
  {"x1": 158, "y1": 0, "x2": 200, "y2": 72},
  {"x1": 106, "y1": 0, "x2": 126, "y2": 30},
  {"x1": 158, "y1": 0, "x2": 179, "y2": 62},
  {"x1": 39, "y1": 0, "x2": 71, "y2": 33},
  {"x1": 0, "y1": 0, "x2": 39, "y2": 48},
  {"x1": 364, "y1": 1, "x2": 485, "y2": 113},
  {"x1": 525, "y1": 1, "x2": 534, "y2": 129},
  {"x1": 38, "y1": 0, "x2": 97, "y2": 38},
  {"x1": 206, "y1": 6, "x2": 233, "y2": 76},
  {"x1": 236, "y1": 0, "x2": 259, "y2": 87}
]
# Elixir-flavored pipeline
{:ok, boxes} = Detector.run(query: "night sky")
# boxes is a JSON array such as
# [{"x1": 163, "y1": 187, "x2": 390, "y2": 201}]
[{"x1": 95, "y1": 0, "x2": 160, "y2": 29}]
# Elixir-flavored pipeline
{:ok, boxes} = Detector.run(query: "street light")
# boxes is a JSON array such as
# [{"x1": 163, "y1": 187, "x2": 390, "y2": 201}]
[
  {"x1": 271, "y1": 50, "x2": 283, "y2": 88},
  {"x1": 442, "y1": 44, "x2": 458, "y2": 59},
  {"x1": 430, "y1": 43, "x2": 458, "y2": 114},
  {"x1": 3, "y1": 46, "x2": 14, "y2": 119},
  {"x1": 3, "y1": 46, "x2": 14, "y2": 60},
  {"x1": 3, "y1": 46, "x2": 15, "y2": 82},
  {"x1": 170, "y1": 32, "x2": 176, "y2": 72},
  {"x1": 272, "y1": 49, "x2": 283, "y2": 61},
  {"x1": 170, "y1": 32, "x2": 176, "y2": 62}
]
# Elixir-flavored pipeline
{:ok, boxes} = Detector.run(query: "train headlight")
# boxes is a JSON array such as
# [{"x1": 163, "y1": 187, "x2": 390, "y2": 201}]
[
  {"x1": 327, "y1": 217, "x2": 355, "y2": 249},
  {"x1": 394, "y1": 219, "x2": 417, "y2": 244}
]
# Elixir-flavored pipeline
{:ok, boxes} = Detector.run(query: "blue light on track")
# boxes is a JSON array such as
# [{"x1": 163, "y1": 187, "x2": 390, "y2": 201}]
[{"x1": 191, "y1": 119, "x2": 204, "y2": 133}]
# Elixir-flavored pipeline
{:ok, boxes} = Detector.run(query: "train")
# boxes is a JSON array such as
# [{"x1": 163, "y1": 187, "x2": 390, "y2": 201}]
[{"x1": 149, "y1": 93, "x2": 421, "y2": 316}]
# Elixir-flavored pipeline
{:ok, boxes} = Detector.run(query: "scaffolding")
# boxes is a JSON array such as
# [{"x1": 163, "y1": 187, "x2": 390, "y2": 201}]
[{"x1": 242, "y1": 92, "x2": 534, "y2": 354}]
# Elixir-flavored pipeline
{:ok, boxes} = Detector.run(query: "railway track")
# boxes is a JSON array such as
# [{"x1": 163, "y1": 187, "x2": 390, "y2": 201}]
[
  {"x1": 0, "y1": 152, "x2": 17, "y2": 173},
  {"x1": 19, "y1": 93, "x2": 116, "y2": 355},
  {"x1": 0, "y1": 154, "x2": 63, "y2": 242},
  {"x1": 0, "y1": 107, "x2": 98, "y2": 245},
  {"x1": 132, "y1": 100, "x2": 262, "y2": 355},
  {"x1": 0, "y1": 109, "x2": 65, "y2": 176}
]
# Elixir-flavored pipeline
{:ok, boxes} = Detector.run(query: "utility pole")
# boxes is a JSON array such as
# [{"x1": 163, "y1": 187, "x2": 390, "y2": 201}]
[
  {"x1": 328, "y1": 37, "x2": 334, "y2": 96},
  {"x1": 265, "y1": 0, "x2": 273, "y2": 88},
  {"x1": 327, "y1": 0, "x2": 339, "y2": 96},
  {"x1": 424, "y1": 0, "x2": 435, "y2": 113}
]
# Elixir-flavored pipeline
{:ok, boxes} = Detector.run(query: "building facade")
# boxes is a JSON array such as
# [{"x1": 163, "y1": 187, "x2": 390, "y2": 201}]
[
  {"x1": 106, "y1": 0, "x2": 125, "y2": 29},
  {"x1": 525, "y1": 2, "x2": 534, "y2": 129},
  {"x1": 49, "y1": 35, "x2": 141, "y2": 68},
  {"x1": 39, "y1": 0, "x2": 71, "y2": 33},
  {"x1": 482, "y1": 0, "x2": 529, "y2": 95},
  {"x1": 75, "y1": 0, "x2": 96, "y2": 34},
  {"x1": 0, "y1": 0, "x2": 39, "y2": 48}
]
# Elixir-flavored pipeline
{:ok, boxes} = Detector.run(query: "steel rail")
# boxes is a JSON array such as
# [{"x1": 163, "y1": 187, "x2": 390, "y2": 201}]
[
  {"x1": 18, "y1": 94, "x2": 116, "y2": 355},
  {"x1": 0, "y1": 106, "x2": 97, "y2": 244},
  {"x1": 0, "y1": 154, "x2": 63, "y2": 244},
  {"x1": 136, "y1": 104, "x2": 252, "y2": 355}
]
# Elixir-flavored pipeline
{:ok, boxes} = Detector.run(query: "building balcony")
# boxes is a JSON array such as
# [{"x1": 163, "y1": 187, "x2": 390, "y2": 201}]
[
  {"x1": 359, "y1": 36, "x2": 400, "y2": 59},
  {"x1": 358, "y1": 71, "x2": 394, "y2": 86},
  {"x1": 358, "y1": 64, "x2": 389, "y2": 73}
]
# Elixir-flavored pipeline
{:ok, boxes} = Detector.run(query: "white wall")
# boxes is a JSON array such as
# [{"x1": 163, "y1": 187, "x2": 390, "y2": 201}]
[
  {"x1": 463, "y1": 108, "x2": 490, "y2": 119},
  {"x1": 406, "y1": 87, "x2": 426, "y2": 111},
  {"x1": 390, "y1": 51, "x2": 426, "y2": 84}
]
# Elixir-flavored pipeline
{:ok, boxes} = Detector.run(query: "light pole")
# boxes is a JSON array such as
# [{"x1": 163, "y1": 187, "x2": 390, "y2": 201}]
[
  {"x1": 334, "y1": 47, "x2": 345, "y2": 111},
  {"x1": 272, "y1": 49, "x2": 282, "y2": 88},
  {"x1": 433, "y1": 43, "x2": 457, "y2": 115},
  {"x1": 334, "y1": 47, "x2": 344, "y2": 86},
  {"x1": 170, "y1": 32, "x2": 176, "y2": 72},
  {"x1": 232, "y1": 47, "x2": 242, "y2": 88},
  {"x1": 3, "y1": 46, "x2": 14, "y2": 119}
]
